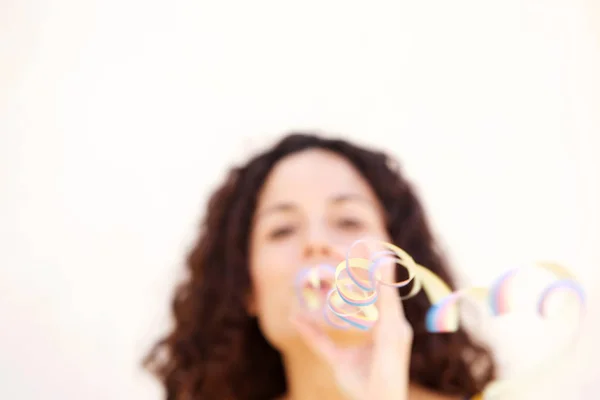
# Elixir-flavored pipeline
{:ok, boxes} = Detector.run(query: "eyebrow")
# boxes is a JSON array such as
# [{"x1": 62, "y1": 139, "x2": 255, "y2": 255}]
[
  {"x1": 256, "y1": 202, "x2": 298, "y2": 218},
  {"x1": 330, "y1": 193, "x2": 371, "y2": 205},
  {"x1": 257, "y1": 193, "x2": 373, "y2": 219}
]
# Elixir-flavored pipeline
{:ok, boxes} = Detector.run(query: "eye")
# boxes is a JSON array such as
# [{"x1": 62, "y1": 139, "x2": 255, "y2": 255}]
[
  {"x1": 336, "y1": 218, "x2": 364, "y2": 230},
  {"x1": 268, "y1": 225, "x2": 296, "y2": 240}
]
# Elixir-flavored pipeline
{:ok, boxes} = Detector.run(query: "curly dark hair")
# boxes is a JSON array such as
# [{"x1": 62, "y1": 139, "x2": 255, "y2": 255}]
[{"x1": 144, "y1": 132, "x2": 496, "y2": 399}]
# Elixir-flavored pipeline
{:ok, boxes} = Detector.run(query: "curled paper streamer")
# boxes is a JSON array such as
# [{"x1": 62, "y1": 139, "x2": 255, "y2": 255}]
[
  {"x1": 480, "y1": 262, "x2": 585, "y2": 399},
  {"x1": 424, "y1": 287, "x2": 489, "y2": 333},
  {"x1": 324, "y1": 239, "x2": 455, "y2": 331},
  {"x1": 537, "y1": 278, "x2": 586, "y2": 316},
  {"x1": 294, "y1": 239, "x2": 586, "y2": 400},
  {"x1": 485, "y1": 262, "x2": 586, "y2": 319},
  {"x1": 426, "y1": 262, "x2": 586, "y2": 334}
]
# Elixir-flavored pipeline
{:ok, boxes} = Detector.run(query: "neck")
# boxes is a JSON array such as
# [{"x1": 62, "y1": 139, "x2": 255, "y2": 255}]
[{"x1": 280, "y1": 341, "x2": 347, "y2": 400}]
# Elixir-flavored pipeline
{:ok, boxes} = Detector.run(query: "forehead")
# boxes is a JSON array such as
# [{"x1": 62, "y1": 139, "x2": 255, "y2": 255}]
[{"x1": 257, "y1": 149, "x2": 378, "y2": 205}]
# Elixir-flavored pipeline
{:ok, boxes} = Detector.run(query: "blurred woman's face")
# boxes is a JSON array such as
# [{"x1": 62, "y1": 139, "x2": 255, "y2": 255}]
[{"x1": 249, "y1": 149, "x2": 391, "y2": 350}]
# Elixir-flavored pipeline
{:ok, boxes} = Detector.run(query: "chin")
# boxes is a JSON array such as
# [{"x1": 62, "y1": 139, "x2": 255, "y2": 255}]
[
  {"x1": 324, "y1": 326, "x2": 372, "y2": 347},
  {"x1": 311, "y1": 310, "x2": 374, "y2": 347}
]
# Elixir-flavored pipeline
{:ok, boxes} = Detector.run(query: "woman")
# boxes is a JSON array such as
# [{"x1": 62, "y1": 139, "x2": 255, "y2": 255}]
[{"x1": 144, "y1": 132, "x2": 496, "y2": 400}]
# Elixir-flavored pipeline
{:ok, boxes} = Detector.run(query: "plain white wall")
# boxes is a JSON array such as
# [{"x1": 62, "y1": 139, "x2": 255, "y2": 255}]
[{"x1": 1, "y1": 0, "x2": 598, "y2": 399}]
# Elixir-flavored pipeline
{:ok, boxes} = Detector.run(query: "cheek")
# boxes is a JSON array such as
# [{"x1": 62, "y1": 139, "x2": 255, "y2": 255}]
[
  {"x1": 249, "y1": 243, "x2": 303, "y2": 344},
  {"x1": 250, "y1": 244, "x2": 298, "y2": 311}
]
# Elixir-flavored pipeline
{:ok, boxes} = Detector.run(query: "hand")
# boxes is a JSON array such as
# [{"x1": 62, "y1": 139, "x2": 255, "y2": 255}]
[{"x1": 292, "y1": 282, "x2": 413, "y2": 400}]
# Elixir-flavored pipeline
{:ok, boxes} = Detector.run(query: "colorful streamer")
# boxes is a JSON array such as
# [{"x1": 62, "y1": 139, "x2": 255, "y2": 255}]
[{"x1": 294, "y1": 239, "x2": 586, "y2": 399}]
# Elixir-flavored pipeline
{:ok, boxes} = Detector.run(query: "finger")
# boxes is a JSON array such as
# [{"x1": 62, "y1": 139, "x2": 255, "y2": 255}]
[
  {"x1": 290, "y1": 313, "x2": 337, "y2": 364},
  {"x1": 373, "y1": 284, "x2": 411, "y2": 346},
  {"x1": 376, "y1": 280, "x2": 406, "y2": 327}
]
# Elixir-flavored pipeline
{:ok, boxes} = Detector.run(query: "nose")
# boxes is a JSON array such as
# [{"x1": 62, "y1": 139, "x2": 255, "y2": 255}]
[
  {"x1": 302, "y1": 224, "x2": 341, "y2": 263},
  {"x1": 304, "y1": 240, "x2": 334, "y2": 259}
]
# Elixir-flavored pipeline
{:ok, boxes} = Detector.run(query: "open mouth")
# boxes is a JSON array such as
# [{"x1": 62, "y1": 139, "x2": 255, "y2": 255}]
[
  {"x1": 304, "y1": 276, "x2": 334, "y2": 295},
  {"x1": 296, "y1": 264, "x2": 337, "y2": 308}
]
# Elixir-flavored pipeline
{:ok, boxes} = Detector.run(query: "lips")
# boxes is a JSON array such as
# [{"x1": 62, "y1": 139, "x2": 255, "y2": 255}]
[
  {"x1": 304, "y1": 277, "x2": 333, "y2": 295},
  {"x1": 296, "y1": 264, "x2": 337, "y2": 309}
]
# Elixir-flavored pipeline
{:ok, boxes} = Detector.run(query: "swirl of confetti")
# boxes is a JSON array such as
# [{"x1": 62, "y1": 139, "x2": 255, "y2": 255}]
[
  {"x1": 478, "y1": 262, "x2": 585, "y2": 399},
  {"x1": 294, "y1": 238, "x2": 456, "y2": 331},
  {"x1": 294, "y1": 239, "x2": 586, "y2": 400}
]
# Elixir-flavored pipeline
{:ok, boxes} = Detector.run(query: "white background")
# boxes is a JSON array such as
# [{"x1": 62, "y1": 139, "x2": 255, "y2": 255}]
[{"x1": 1, "y1": 0, "x2": 598, "y2": 399}]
